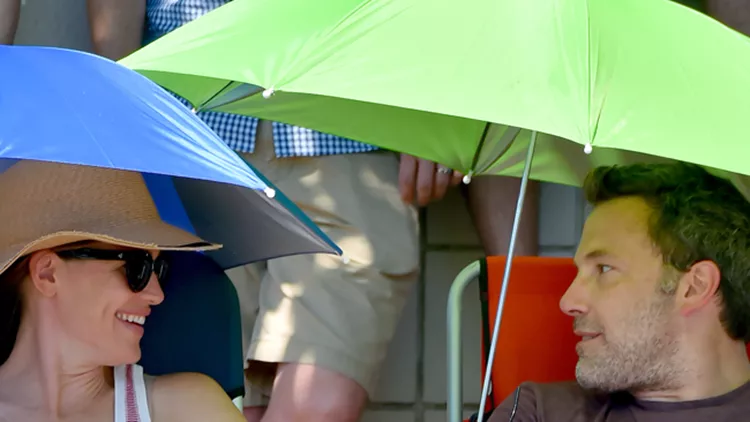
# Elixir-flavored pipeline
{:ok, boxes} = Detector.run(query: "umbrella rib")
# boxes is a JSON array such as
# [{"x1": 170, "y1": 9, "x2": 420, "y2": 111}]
[
  {"x1": 586, "y1": 0, "x2": 593, "y2": 143},
  {"x1": 473, "y1": 126, "x2": 523, "y2": 175},
  {"x1": 469, "y1": 122, "x2": 492, "y2": 174},
  {"x1": 195, "y1": 80, "x2": 236, "y2": 112}
]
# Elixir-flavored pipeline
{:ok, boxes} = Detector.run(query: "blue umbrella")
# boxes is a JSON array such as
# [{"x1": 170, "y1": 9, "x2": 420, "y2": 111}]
[{"x1": 0, "y1": 45, "x2": 341, "y2": 268}]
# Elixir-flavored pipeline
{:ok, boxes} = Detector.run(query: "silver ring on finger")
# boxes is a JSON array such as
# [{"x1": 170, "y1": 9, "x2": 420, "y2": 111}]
[{"x1": 437, "y1": 166, "x2": 453, "y2": 175}]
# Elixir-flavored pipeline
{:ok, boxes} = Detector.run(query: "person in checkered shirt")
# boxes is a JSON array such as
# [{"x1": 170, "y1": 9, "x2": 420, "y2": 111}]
[{"x1": 84, "y1": 0, "x2": 540, "y2": 421}]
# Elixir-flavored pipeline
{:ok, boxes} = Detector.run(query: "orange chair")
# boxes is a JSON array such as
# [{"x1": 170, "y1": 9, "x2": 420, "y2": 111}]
[
  {"x1": 479, "y1": 256, "x2": 579, "y2": 409},
  {"x1": 447, "y1": 256, "x2": 579, "y2": 422},
  {"x1": 449, "y1": 256, "x2": 750, "y2": 422}
]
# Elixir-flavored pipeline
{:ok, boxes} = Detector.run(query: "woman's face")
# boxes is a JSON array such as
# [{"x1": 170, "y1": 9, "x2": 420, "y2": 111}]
[{"x1": 27, "y1": 242, "x2": 165, "y2": 367}]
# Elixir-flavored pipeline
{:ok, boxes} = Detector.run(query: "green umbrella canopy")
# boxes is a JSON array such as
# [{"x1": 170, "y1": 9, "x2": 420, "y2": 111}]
[{"x1": 122, "y1": 0, "x2": 750, "y2": 195}]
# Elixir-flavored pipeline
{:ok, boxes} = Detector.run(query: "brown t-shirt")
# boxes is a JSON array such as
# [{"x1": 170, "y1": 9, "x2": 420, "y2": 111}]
[{"x1": 487, "y1": 380, "x2": 750, "y2": 422}]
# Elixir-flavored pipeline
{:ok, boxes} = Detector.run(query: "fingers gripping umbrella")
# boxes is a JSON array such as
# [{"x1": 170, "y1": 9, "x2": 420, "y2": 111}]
[
  {"x1": 0, "y1": 45, "x2": 341, "y2": 269},
  {"x1": 121, "y1": 0, "x2": 750, "y2": 420}
]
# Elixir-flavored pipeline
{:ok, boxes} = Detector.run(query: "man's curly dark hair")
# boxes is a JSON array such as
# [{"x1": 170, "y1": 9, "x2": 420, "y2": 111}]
[{"x1": 584, "y1": 162, "x2": 750, "y2": 342}]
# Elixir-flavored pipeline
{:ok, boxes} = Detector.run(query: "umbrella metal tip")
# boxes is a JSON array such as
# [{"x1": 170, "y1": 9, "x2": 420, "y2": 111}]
[
  {"x1": 262, "y1": 88, "x2": 275, "y2": 99},
  {"x1": 584, "y1": 143, "x2": 593, "y2": 154},
  {"x1": 341, "y1": 254, "x2": 351, "y2": 264},
  {"x1": 264, "y1": 187, "x2": 276, "y2": 198},
  {"x1": 462, "y1": 174, "x2": 472, "y2": 184}
]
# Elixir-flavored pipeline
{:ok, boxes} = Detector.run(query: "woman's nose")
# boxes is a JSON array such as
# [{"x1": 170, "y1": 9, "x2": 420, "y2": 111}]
[{"x1": 140, "y1": 274, "x2": 165, "y2": 305}]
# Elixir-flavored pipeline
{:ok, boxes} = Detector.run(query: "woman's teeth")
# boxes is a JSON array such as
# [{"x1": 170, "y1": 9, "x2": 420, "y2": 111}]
[{"x1": 116, "y1": 313, "x2": 146, "y2": 326}]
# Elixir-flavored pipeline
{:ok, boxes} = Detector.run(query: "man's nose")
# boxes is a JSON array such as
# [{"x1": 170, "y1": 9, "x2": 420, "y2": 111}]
[{"x1": 559, "y1": 275, "x2": 589, "y2": 317}]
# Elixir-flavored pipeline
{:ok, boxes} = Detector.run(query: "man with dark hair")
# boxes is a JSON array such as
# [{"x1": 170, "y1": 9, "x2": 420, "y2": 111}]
[{"x1": 488, "y1": 162, "x2": 750, "y2": 421}]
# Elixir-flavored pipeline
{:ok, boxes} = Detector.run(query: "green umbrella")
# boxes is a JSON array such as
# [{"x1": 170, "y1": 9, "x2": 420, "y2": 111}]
[
  {"x1": 122, "y1": 0, "x2": 750, "y2": 190},
  {"x1": 121, "y1": 0, "x2": 750, "y2": 420}
]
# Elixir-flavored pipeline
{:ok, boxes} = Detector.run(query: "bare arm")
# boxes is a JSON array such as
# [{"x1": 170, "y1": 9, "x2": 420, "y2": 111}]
[
  {"x1": 86, "y1": 0, "x2": 146, "y2": 60},
  {"x1": 0, "y1": 0, "x2": 19, "y2": 45},
  {"x1": 706, "y1": 0, "x2": 750, "y2": 36},
  {"x1": 152, "y1": 372, "x2": 247, "y2": 422}
]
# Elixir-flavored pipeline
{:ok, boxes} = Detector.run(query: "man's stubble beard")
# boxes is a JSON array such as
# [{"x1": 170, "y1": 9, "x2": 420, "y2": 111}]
[{"x1": 574, "y1": 291, "x2": 684, "y2": 394}]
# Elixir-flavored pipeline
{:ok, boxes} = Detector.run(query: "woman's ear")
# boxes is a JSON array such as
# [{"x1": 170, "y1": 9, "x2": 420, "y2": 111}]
[{"x1": 27, "y1": 251, "x2": 62, "y2": 298}]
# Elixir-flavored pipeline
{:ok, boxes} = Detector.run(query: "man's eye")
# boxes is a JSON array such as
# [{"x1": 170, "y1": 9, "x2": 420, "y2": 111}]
[{"x1": 597, "y1": 264, "x2": 612, "y2": 274}]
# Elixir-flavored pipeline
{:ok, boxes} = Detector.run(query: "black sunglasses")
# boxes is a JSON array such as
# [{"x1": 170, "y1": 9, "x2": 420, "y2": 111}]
[{"x1": 56, "y1": 248, "x2": 169, "y2": 293}]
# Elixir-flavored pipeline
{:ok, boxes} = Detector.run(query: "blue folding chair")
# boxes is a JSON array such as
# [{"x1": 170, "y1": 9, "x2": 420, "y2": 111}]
[{"x1": 139, "y1": 251, "x2": 246, "y2": 409}]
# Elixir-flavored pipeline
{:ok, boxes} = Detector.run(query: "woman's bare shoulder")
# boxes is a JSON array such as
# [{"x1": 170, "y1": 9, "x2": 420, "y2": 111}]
[{"x1": 149, "y1": 372, "x2": 246, "y2": 422}]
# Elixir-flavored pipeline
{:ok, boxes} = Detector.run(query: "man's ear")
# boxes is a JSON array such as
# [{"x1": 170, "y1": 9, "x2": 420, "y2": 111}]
[
  {"x1": 676, "y1": 260, "x2": 721, "y2": 316},
  {"x1": 27, "y1": 251, "x2": 61, "y2": 298}
]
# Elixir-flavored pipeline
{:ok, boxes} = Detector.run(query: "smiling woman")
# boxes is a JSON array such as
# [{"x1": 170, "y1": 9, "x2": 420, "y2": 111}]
[
  {"x1": 0, "y1": 241, "x2": 166, "y2": 366},
  {"x1": 0, "y1": 160, "x2": 246, "y2": 422}
]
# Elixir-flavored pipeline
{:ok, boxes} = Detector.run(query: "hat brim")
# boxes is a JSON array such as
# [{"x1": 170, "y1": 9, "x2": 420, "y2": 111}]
[{"x1": 0, "y1": 219, "x2": 221, "y2": 276}]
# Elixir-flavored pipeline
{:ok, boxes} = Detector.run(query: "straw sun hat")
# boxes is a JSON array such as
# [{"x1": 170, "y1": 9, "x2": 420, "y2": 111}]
[{"x1": 0, "y1": 160, "x2": 221, "y2": 277}]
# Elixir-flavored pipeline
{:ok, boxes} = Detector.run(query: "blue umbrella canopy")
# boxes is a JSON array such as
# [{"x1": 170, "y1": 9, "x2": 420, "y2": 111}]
[{"x1": 0, "y1": 45, "x2": 340, "y2": 268}]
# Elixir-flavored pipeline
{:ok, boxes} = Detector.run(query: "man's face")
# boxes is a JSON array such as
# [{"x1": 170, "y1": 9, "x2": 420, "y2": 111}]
[{"x1": 561, "y1": 196, "x2": 684, "y2": 393}]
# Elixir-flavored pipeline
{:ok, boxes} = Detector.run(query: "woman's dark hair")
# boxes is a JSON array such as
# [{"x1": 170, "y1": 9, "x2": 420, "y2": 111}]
[
  {"x1": 584, "y1": 162, "x2": 750, "y2": 342},
  {"x1": 1, "y1": 241, "x2": 101, "y2": 365},
  {"x1": 0, "y1": 257, "x2": 28, "y2": 366}
]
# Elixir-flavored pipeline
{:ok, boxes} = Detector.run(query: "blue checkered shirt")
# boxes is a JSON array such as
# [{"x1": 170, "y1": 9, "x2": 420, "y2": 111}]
[{"x1": 144, "y1": 0, "x2": 378, "y2": 157}]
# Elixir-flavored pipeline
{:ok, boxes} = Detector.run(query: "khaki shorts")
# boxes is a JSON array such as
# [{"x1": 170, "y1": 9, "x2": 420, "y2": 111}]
[{"x1": 226, "y1": 121, "x2": 420, "y2": 406}]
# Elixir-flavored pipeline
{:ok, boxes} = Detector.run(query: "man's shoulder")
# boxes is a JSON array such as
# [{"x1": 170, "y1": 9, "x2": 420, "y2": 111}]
[
  {"x1": 523, "y1": 380, "x2": 608, "y2": 407},
  {"x1": 527, "y1": 380, "x2": 599, "y2": 396},
  {"x1": 488, "y1": 381, "x2": 610, "y2": 422}
]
